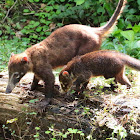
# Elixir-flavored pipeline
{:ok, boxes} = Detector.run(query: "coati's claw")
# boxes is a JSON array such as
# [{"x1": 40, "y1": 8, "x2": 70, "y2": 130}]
[
  {"x1": 36, "y1": 98, "x2": 51, "y2": 113},
  {"x1": 54, "y1": 85, "x2": 60, "y2": 90}
]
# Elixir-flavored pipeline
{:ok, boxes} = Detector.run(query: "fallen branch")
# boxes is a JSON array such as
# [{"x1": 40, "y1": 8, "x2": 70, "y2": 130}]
[{"x1": 2, "y1": 0, "x2": 18, "y2": 23}]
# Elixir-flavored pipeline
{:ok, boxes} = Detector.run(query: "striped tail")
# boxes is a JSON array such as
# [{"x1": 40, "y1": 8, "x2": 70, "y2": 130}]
[{"x1": 98, "y1": 0, "x2": 127, "y2": 37}]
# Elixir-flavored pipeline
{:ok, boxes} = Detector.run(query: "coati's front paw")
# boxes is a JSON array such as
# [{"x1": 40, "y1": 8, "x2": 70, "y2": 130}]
[{"x1": 35, "y1": 98, "x2": 51, "y2": 113}]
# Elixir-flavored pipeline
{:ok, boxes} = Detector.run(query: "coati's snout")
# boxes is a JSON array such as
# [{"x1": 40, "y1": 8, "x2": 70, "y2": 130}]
[
  {"x1": 59, "y1": 71, "x2": 73, "y2": 92},
  {"x1": 6, "y1": 72, "x2": 26, "y2": 93}
]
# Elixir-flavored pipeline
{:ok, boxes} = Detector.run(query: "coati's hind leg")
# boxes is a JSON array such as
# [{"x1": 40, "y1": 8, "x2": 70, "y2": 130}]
[{"x1": 115, "y1": 67, "x2": 132, "y2": 88}]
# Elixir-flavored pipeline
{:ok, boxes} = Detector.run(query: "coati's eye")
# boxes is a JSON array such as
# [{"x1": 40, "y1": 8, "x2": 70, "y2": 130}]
[
  {"x1": 64, "y1": 82, "x2": 68, "y2": 85},
  {"x1": 21, "y1": 72, "x2": 24, "y2": 76},
  {"x1": 14, "y1": 72, "x2": 20, "y2": 79}
]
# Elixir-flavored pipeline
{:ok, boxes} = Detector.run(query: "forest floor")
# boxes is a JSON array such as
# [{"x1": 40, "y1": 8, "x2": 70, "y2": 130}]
[{"x1": 0, "y1": 69, "x2": 140, "y2": 140}]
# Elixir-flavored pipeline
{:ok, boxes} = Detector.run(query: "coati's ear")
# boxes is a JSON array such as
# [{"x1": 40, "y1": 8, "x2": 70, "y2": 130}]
[
  {"x1": 62, "y1": 71, "x2": 69, "y2": 77},
  {"x1": 21, "y1": 56, "x2": 28, "y2": 63},
  {"x1": 10, "y1": 53, "x2": 15, "y2": 57}
]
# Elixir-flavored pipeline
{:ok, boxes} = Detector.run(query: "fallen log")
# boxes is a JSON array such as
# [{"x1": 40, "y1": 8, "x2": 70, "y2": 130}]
[{"x1": 0, "y1": 71, "x2": 140, "y2": 140}]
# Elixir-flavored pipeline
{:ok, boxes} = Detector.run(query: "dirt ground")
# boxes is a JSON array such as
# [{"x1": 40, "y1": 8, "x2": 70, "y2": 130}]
[{"x1": 0, "y1": 70, "x2": 140, "y2": 139}]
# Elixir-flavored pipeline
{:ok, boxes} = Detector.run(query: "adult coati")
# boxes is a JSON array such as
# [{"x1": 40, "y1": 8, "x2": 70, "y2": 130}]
[
  {"x1": 59, "y1": 50, "x2": 140, "y2": 92},
  {"x1": 6, "y1": 0, "x2": 126, "y2": 101}
]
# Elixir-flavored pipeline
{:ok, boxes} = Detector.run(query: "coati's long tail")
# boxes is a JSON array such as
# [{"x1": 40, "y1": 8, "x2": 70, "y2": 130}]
[
  {"x1": 99, "y1": 0, "x2": 127, "y2": 36},
  {"x1": 120, "y1": 54, "x2": 140, "y2": 71}
]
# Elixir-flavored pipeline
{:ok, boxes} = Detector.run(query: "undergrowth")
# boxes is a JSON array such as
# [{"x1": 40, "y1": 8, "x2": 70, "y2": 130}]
[{"x1": 1, "y1": 69, "x2": 140, "y2": 140}]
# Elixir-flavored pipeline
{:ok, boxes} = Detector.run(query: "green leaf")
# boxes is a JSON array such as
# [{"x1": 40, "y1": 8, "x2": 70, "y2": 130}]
[
  {"x1": 72, "y1": 129, "x2": 78, "y2": 134},
  {"x1": 127, "y1": 24, "x2": 133, "y2": 29},
  {"x1": 34, "y1": 0, "x2": 39, "y2": 2},
  {"x1": 33, "y1": 134, "x2": 39, "y2": 138},
  {"x1": 45, "y1": 131, "x2": 51, "y2": 134},
  {"x1": 74, "y1": 109, "x2": 79, "y2": 113},
  {"x1": 97, "y1": 7, "x2": 105, "y2": 14},
  {"x1": 132, "y1": 25, "x2": 140, "y2": 33},
  {"x1": 57, "y1": 23, "x2": 63, "y2": 27},
  {"x1": 84, "y1": 1, "x2": 91, "y2": 9},
  {"x1": 120, "y1": 30, "x2": 135, "y2": 41},
  {"x1": 29, "y1": 112, "x2": 37, "y2": 115},
  {"x1": 79, "y1": 10, "x2": 84, "y2": 18},
  {"x1": 138, "y1": 0, "x2": 140, "y2": 5},
  {"x1": 0, "y1": 30, "x2": 2, "y2": 35},
  {"x1": 62, "y1": 134, "x2": 68, "y2": 138},
  {"x1": 35, "y1": 127, "x2": 40, "y2": 130},
  {"x1": 45, "y1": 21, "x2": 51, "y2": 25},
  {"x1": 6, "y1": 0, "x2": 14, "y2": 6},
  {"x1": 118, "y1": 19, "x2": 125, "y2": 29},
  {"x1": 26, "y1": 122, "x2": 31, "y2": 125},
  {"x1": 128, "y1": 9, "x2": 136, "y2": 14},
  {"x1": 45, "y1": 32, "x2": 51, "y2": 36},
  {"x1": 16, "y1": 22, "x2": 22, "y2": 29},
  {"x1": 7, "y1": 118, "x2": 18, "y2": 124},
  {"x1": 134, "y1": 41, "x2": 140, "y2": 48},
  {"x1": 34, "y1": 22, "x2": 40, "y2": 27},
  {"x1": 45, "y1": 6, "x2": 53, "y2": 12},
  {"x1": 29, "y1": 99, "x2": 39, "y2": 103},
  {"x1": 68, "y1": 128, "x2": 78, "y2": 133},
  {"x1": 36, "y1": 27, "x2": 42, "y2": 32},
  {"x1": 40, "y1": 19, "x2": 46, "y2": 24},
  {"x1": 23, "y1": 9, "x2": 30, "y2": 13},
  {"x1": 94, "y1": 92, "x2": 98, "y2": 95},
  {"x1": 74, "y1": 0, "x2": 85, "y2": 5},
  {"x1": 68, "y1": 128, "x2": 73, "y2": 132},
  {"x1": 29, "y1": 0, "x2": 34, "y2": 2}
]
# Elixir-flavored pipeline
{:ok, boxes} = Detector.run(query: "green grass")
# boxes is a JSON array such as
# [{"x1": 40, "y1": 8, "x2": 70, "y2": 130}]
[{"x1": 0, "y1": 37, "x2": 30, "y2": 71}]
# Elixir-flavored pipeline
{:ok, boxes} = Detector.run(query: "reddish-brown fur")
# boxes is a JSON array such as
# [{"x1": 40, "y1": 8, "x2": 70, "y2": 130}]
[
  {"x1": 59, "y1": 50, "x2": 140, "y2": 92},
  {"x1": 6, "y1": 0, "x2": 126, "y2": 99}
]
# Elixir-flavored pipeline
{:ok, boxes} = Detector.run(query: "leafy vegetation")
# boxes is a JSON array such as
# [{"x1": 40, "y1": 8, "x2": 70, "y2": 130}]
[
  {"x1": 2, "y1": 114, "x2": 85, "y2": 140},
  {"x1": 0, "y1": 37, "x2": 30, "y2": 70},
  {"x1": 102, "y1": 24, "x2": 140, "y2": 58}
]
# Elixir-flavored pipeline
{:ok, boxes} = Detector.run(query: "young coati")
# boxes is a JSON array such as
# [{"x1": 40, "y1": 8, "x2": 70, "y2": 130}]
[
  {"x1": 59, "y1": 50, "x2": 140, "y2": 92},
  {"x1": 6, "y1": 0, "x2": 126, "y2": 100}
]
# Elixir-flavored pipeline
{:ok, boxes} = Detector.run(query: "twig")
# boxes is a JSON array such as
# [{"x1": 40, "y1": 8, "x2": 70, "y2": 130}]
[
  {"x1": 23, "y1": 13, "x2": 35, "y2": 15},
  {"x1": 25, "y1": 1, "x2": 34, "y2": 11},
  {"x1": 2, "y1": 0, "x2": 18, "y2": 23}
]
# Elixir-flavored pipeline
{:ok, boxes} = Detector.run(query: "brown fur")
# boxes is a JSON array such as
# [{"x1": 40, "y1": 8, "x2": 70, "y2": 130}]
[
  {"x1": 6, "y1": 0, "x2": 126, "y2": 98},
  {"x1": 59, "y1": 50, "x2": 140, "y2": 92}
]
